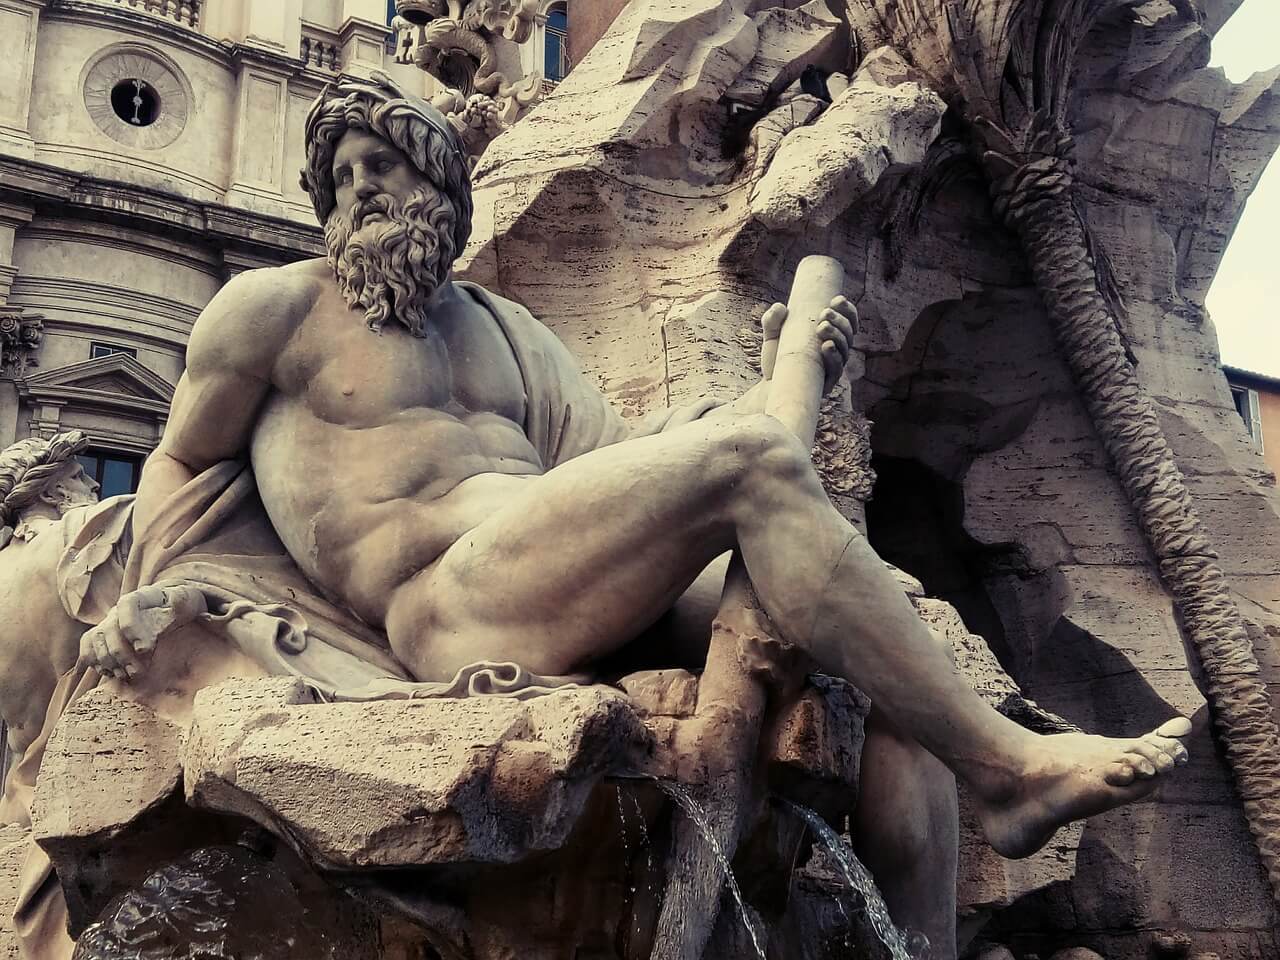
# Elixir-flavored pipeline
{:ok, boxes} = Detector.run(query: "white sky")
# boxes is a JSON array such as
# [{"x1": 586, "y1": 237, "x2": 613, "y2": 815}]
[{"x1": 1205, "y1": 0, "x2": 1280, "y2": 376}]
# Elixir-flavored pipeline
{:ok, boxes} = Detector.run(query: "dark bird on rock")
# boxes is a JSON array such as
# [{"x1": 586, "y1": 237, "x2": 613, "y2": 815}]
[{"x1": 800, "y1": 64, "x2": 833, "y2": 103}]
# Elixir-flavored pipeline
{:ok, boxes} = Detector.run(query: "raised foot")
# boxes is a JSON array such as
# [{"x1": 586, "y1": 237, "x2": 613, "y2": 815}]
[{"x1": 973, "y1": 717, "x2": 1192, "y2": 860}]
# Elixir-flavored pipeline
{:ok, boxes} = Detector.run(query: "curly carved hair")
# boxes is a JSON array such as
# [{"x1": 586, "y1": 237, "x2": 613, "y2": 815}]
[
  {"x1": 0, "y1": 430, "x2": 89, "y2": 529},
  {"x1": 300, "y1": 71, "x2": 473, "y2": 261}
]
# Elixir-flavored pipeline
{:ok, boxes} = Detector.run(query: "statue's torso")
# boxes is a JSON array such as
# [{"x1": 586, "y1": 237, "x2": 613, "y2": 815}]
[{"x1": 250, "y1": 273, "x2": 543, "y2": 623}]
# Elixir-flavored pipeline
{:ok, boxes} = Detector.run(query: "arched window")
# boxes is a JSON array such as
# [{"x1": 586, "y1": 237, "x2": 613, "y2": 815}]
[{"x1": 544, "y1": 4, "x2": 569, "y2": 83}]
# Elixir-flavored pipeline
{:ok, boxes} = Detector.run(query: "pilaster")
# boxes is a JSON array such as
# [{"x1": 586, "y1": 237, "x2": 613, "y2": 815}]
[
  {"x1": 0, "y1": 201, "x2": 33, "y2": 298},
  {"x1": 224, "y1": 44, "x2": 294, "y2": 211},
  {"x1": 0, "y1": 0, "x2": 48, "y2": 159}
]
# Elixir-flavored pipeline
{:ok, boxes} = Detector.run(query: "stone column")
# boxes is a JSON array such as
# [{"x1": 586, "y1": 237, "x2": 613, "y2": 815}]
[{"x1": 0, "y1": 0, "x2": 47, "y2": 159}]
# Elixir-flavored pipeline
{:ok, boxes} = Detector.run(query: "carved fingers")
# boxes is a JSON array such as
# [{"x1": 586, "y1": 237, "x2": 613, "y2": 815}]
[
  {"x1": 819, "y1": 296, "x2": 858, "y2": 395},
  {"x1": 78, "y1": 584, "x2": 209, "y2": 682},
  {"x1": 760, "y1": 297, "x2": 858, "y2": 395}
]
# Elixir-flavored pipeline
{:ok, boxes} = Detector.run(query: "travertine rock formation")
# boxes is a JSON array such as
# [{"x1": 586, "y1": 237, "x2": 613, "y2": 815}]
[
  {"x1": 0, "y1": 825, "x2": 24, "y2": 960},
  {"x1": 35, "y1": 672, "x2": 882, "y2": 957},
  {"x1": 456, "y1": 0, "x2": 1280, "y2": 955}
]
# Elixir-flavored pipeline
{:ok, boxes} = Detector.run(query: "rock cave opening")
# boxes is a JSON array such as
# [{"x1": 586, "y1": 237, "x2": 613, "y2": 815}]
[{"x1": 865, "y1": 448, "x2": 1020, "y2": 674}]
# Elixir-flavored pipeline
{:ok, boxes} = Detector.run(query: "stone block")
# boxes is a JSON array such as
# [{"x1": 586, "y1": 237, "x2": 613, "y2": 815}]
[
  {"x1": 618, "y1": 668, "x2": 699, "y2": 717},
  {"x1": 30, "y1": 684, "x2": 191, "y2": 932},
  {"x1": 750, "y1": 54, "x2": 945, "y2": 232},
  {"x1": 183, "y1": 679, "x2": 654, "y2": 869},
  {"x1": 32, "y1": 685, "x2": 182, "y2": 848},
  {"x1": 766, "y1": 675, "x2": 869, "y2": 800},
  {"x1": 724, "y1": 1, "x2": 843, "y2": 108}
]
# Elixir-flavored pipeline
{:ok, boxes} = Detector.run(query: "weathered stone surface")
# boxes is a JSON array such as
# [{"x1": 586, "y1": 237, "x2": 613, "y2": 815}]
[
  {"x1": 0, "y1": 824, "x2": 26, "y2": 960},
  {"x1": 618, "y1": 668, "x2": 699, "y2": 717},
  {"x1": 457, "y1": 0, "x2": 1280, "y2": 952},
  {"x1": 32, "y1": 685, "x2": 181, "y2": 850},
  {"x1": 766, "y1": 675, "x2": 869, "y2": 797},
  {"x1": 724, "y1": 1, "x2": 843, "y2": 108},
  {"x1": 30, "y1": 684, "x2": 191, "y2": 932},
  {"x1": 183, "y1": 680, "x2": 654, "y2": 869},
  {"x1": 750, "y1": 52, "x2": 946, "y2": 232}
]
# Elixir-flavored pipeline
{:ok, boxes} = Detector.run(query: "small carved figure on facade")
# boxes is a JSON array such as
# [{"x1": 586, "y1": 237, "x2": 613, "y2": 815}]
[
  {"x1": 0, "y1": 429, "x2": 211, "y2": 826},
  {"x1": 392, "y1": 0, "x2": 542, "y2": 163}
]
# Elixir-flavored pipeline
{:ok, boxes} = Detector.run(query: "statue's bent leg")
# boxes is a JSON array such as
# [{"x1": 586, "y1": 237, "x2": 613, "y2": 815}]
[
  {"x1": 387, "y1": 412, "x2": 1190, "y2": 859},
  {"x1": 383, "y1": 415, "x2": 777, "y2": 681}
]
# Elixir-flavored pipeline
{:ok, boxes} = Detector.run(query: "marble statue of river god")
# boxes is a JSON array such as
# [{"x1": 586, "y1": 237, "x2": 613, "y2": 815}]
[{"x1": 83, "y1": 72, "x2": 1190, "y2": 880}]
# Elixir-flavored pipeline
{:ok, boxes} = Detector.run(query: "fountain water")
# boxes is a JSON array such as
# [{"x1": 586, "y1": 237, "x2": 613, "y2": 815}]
[
  {"x1": 656, "y1": 781, "x2": 768, "y2": 960},
  {"x1": 782, "y1": 800, "x2": 929, "y2": 960}
]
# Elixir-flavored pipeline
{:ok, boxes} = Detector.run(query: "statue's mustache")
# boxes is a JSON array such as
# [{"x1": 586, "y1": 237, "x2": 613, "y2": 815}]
[{"x1": 351, "y1": 194, "x2": 397, "y2": 229}]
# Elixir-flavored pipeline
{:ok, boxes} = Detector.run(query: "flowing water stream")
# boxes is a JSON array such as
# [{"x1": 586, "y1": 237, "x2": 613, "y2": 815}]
[
  {"x1": 782, "y1": 800, "x2": 928, "y2": 960},
  {"x1": 625, "y1": 781, "x2": 927, "y2": 960},
  {"x1": 656, "y1": 781, "x2": 769, "y2": 960}
]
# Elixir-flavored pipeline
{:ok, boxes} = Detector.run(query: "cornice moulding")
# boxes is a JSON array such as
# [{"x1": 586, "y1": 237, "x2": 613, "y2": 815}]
[
  {"x1": 45, "y1": 0, "x2": 232, "y2": 71},
  {"x1": 0, "y1": 156, "x2": 323, "y2": 261}
]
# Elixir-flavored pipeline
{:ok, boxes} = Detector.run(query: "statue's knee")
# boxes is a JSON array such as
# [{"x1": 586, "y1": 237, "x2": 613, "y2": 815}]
[{"x1": 727, "y1": 414, "x2": 812, "y2": 490}]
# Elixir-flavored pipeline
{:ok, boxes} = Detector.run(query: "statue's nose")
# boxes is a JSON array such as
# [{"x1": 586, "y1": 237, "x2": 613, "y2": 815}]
[{"x1": 354, "y1": 170, "x2": 379, "y2": 199}]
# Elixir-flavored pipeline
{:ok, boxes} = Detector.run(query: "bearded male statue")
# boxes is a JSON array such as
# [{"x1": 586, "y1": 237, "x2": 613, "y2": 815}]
[{"x1": 83, "y1": 73, "x2": 1191, "y2": 953}]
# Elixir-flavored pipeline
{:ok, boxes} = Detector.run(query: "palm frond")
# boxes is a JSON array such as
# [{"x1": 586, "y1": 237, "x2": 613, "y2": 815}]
[{"x1": 880, "y1": 134, "x2": 977, "y2": 279}]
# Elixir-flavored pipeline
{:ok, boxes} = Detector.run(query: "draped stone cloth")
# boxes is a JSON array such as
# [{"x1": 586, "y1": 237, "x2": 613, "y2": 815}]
[{"x1": 12, "y1": 280, "x2": 719, "y2": 959}]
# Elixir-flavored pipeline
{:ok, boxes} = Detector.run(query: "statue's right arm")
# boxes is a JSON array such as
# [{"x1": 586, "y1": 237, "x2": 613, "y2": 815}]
[{"x1": 134, "y1": 268, "x2": 305, "y2": 536}]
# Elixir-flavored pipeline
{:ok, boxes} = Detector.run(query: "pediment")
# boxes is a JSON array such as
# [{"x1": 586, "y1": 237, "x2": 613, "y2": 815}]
[
  {"x1": 18, "y1": 354, "x2": 174, "y2": 405},
  {"x1": 75, "y1": 374, "x2": 150, "y2": 397}
]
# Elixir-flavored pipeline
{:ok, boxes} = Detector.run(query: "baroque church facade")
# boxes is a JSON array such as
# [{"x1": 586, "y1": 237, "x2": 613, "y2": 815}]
[{"x1": 0, "y1": 0, "x2": 609, "y2": 499}]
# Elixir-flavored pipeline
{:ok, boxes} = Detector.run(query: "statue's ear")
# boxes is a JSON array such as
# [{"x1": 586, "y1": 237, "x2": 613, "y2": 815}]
[{"x1": 38, "y1": 482, "x2": 64, "y2": 507}]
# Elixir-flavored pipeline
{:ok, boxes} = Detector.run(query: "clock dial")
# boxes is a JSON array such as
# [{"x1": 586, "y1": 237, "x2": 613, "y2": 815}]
[{"x1": 82, "y1": 45, "x2": 191, "y2": 149}]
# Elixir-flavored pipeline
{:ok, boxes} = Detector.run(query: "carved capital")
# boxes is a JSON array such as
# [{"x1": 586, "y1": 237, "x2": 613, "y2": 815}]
[{"x1": 0, "y1": 308, "x2": 44, "y2": 376}]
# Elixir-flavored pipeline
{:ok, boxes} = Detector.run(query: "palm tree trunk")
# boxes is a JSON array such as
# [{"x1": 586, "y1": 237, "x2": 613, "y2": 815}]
[{"x1": 988, "y1": 153, "x2": 1280, "y2": 900}]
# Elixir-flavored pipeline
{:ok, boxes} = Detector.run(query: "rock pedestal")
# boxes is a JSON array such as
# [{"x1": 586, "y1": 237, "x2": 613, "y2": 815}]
[{"x1": 33, "y1": 671, "x2": 882, "y2": 958}]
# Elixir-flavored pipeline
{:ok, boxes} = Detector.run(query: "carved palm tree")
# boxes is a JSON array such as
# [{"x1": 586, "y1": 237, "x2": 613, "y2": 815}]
[{"x1": 862, "y1": 0, "x2": 1280, "y2": 903}]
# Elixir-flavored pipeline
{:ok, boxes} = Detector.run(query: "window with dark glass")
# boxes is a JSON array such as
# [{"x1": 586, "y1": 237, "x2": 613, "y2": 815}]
[
  {"x1": 89, "y1": 342, "x2": 137, "y2": 360},
  {"x1": 76, "y1": 450, "x2": 144, "y2": 499},
  {"x1": 545, "y1": 5, "x2": 569, "y2": 82},
  {"x1": 387, "y1": 0, "x2": 397, "y2": 23}
]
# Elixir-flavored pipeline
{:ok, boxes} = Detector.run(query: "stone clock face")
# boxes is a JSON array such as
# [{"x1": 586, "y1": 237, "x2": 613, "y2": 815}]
[{"x1": 83, "y1": 47, "x2": 190, "y2": 150}]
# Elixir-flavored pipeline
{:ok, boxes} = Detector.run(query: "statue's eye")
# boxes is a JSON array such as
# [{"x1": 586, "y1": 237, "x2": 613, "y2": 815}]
[
  {"x1": 336, "y1": 169, "x2": 353, "y2": 185},
  {"x1": 375, "y1": 159, "x2": 396, "y2": 175}
]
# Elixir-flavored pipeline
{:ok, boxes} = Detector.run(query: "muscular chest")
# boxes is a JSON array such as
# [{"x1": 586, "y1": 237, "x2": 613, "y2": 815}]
[{"x1": 287, "y1": 294, "x2": 527, "y2": 425}]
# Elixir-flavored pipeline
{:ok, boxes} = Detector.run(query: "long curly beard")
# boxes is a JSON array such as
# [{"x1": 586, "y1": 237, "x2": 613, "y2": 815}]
[{"x1": 324, "y1": 186, "x2": 459, "y2": 338}]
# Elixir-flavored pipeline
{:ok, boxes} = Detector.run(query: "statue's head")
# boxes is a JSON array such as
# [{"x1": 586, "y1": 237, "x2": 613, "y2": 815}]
[
  {"x1": 301, "y1": 71, "x2": 474, "y2": 338},
  {"x1": 0, "y1": 430, "x2": 97, "y2": 535}
]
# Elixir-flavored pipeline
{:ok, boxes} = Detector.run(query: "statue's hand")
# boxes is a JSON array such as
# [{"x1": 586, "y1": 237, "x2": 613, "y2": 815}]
[
  {"x1": 759, "y1": 296, "x2": 857, "y2": 394},
  {"x1": 79, "y1": 584, "x2": 208, "y2": 681}
]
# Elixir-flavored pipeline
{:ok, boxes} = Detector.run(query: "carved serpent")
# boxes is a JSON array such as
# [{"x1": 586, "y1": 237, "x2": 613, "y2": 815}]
[{"x1": 985, "y1": 134, "x2": 1280, "y2": 901}]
